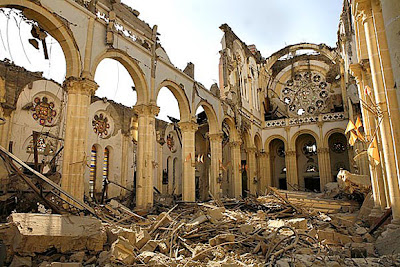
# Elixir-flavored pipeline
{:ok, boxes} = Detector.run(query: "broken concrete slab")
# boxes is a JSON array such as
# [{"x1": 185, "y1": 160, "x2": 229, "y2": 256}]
[
  {"x1": 110, "y1": 236, "x2": 136, "y2": 265},
  {"x1": 7, "y1": 213, "x2": 105, "y2": 255},
  {"x1": 375, "y1": 227, "x2": 400, "y2": 255}
]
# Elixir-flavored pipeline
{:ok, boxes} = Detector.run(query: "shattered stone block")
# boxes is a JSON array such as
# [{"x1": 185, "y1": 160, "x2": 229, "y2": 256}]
[
  {"x1": 157, "y1": 241, "x2": 168, "y2": 254},
  {"x1": 50, "y1": 263, "x2": 82, "y2": 267},
  {"x1": 110, "y1": 236, "x2": 136, "y2": 265},
  {"x1": 207, "y1": 207, "x2": 225, "y2": 221},
  {"x1": 135, "y1": 229, "x2": 151, "y2": 249},
  {"x1": 209, "y1": 234, "x2": 235, "y2": 247},
  {"x1": 317, "y1": 230, "x2": 353, "y2": 245},
  {"x1": 150, "y1": 212, "x2": 173, "y2": 232},
  {"x1": 286, "y1": 218, "x2": 307, "y2": 230},
  {"x1": 140, "y1": 240, "x2": 158, "y2": 252},
  {"x1": 187, "y1": 215, "x2": 208, "y2": 227},
  {"x1": 9, "y1": 255, "x2": 32, "y2": 267},
  {"x1": 350, "y1": 242, "x2": 375, "y2": 258},
  {"x1": 69, "y1": 251, "x2": 85, "y2": 263},
  {"x1": 106, "y1": 225, "x2": 137, "y2": 246},
  {"x1": 239, "y1": 224, "x2": 254, "y2": 234},
  {"x1": 7, "y1": 213, "x2": 105, "y2": 254},
  {"x1": 137, "y1": 251, "x2": 156, "y2": 264}
]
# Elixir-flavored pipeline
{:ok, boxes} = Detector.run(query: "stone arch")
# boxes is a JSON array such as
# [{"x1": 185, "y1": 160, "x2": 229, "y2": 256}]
[
  {"x1": 325, "y1": 129, "x2": 350, "y2": 182},
  {"x1": 0, "y1": 1, "x2": 81, "y2": 77},
  {"x1": 156, "y1": 80, "x2": 191, "y2": 122},
  {"x1": 254, "y1": 133, "x2": 262, "y2": 151},
  {"x1": 266, "y1": 43, "x2": 338, "y2": 70},
  {"x1": 290, "y1": 129, "x2": 320, "y2": 150},
  {"x1": 324, "y1": 128, "x2": 346, "y2": 148},
  {"x1": 242, "y1": 129, "x2": 253, "y2": 148},
  {"x1": 222, "y1": 116, "x2": 239, "y2": 141},
  {"x1": 264, "y1": 135, "x2": 288, "y2": 151},
  {"x1": 91, "y1": 49, "x2": 148, "y2": 105},
  {"x1": 194, "y1": 101, "x2": 220, "y2": 135}
]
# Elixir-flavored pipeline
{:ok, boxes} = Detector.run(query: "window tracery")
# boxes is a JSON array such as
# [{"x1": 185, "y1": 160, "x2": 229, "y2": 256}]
[
  {"x1": 282, "y1": 71, "x2": 331, "y2": 116},
  {"x1": 92, "y1": 113, "x2": 111, "y2": 138},
  {"x1": 31, "y1": 96, "x2": 57, "y2": 126}
]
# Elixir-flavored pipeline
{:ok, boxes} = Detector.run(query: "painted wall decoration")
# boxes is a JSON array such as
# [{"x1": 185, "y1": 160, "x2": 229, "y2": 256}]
[
  {"x1": 166, "y1": 133, "x2": 177, "y2": 153},
  {"x1": 92, "y1": 113, "x2": 111, "y2": 138},
  {"x1": 31, "y1": 96, "x2": 57, "y2": 126}
]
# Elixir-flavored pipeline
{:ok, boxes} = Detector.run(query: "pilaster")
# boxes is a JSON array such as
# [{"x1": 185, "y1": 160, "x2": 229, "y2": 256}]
[
  {"x1": 229, "y1": 140, "x2": 242, "y2": 197},
  {"x1": 209, "y1": 133, "x2": 223, "y2": 199}
]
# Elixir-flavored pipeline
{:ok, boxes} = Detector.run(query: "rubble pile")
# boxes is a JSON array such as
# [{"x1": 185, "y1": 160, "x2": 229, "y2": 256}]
[{"x1": 1, "y1": 188, "x2": 400, "y2": 266}]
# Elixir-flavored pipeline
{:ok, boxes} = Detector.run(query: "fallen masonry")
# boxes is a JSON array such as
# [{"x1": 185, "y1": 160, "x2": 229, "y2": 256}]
[{"x1": 1, "y1": 187, "x2": 400, "y2": 266}]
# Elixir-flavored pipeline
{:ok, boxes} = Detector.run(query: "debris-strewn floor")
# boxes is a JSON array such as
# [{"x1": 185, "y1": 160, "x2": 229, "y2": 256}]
[{"x1": 1, "y1": 188, "x2": 400, "y2": 267}]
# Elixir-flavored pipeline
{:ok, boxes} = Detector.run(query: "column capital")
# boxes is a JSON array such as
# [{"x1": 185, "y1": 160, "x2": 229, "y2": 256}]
[
  {"x1": 133, "y1": 104, "x2": 160, "y2": 117},
  {"x1": 63, "y1": 77, "x2": 98, "y2": 96},
  {"x1": 229, "y1": 140, "x2": 242, "y2": 148},
  {"x1": 246, "y1": 147, "x2": 257, "y2": 153},
  {"x1": 317, "y1": 147, "x2": 330, "y2": 154},
  {"x1": 178, "y1": 121, "x2": 198, "y2": 132},
  {"x1": 209, "y1": 132, "x2": 224, "y2": 142},
  {"x1": 286, "y1": 150, "x2": 296, "y2": 157}
]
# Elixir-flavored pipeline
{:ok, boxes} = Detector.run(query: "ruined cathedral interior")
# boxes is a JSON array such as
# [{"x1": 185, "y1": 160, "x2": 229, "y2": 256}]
[{"x1": 0, "y1": 0, "x2": 400, "y2": 266}]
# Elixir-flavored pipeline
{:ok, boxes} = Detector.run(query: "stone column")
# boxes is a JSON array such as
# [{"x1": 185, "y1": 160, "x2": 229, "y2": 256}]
[
  {"x1": 259, "y1": 151, "x2": 270, "y2": 194},
  {"x1": 247, "y1": 147, "x2": 257, "y2": 195},
  {"x1": 229, "y1": 140, "x2": 242, "y2": 197},
  {"x1": 317, "y1": 147, "x2": 331, "y2": 190},
  {"x1": 209, "y1": 133, "x2": 223, "y2": 198},
  {"x1": 133, "y1": 104, "x2": 159, "y2": 209},
  {"x1": 120, "y1": 133, "x2": 130, "y2": 196},
  {"x1": 362, "y1": 4, "x2": 400, "y2": 224},
  {"x1": 380, "y1": 0, "x2": 400, "y2": 106},
  {"x1": 350, "y1": 63, "x2": 388, "y2": 212},
  {"x1": 179, "y1": 121, "x2": 198, "y2": 202},
  {"x1": 61, "y1": 78, "x2": 98, "y2": 201},
  {"x1": 156, "y1": 139, "x2": 164, "y2": 193},
  {"x1": 285, "y1": 150, "x2": 297, "y2": 189}
]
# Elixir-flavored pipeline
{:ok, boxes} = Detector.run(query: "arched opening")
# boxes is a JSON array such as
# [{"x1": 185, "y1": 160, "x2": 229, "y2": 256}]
[
  {"x1": 89, "y1": 145, "x2": 97, "y2": 199},
  {"x1": 221, "y1": 119, "x2": 233, "y2": 197},
  {"x1": 173, "y1": 157, "x2": 178, "y2": 194},
  {"x1": 241, "y1": 131, "x2": 252, "y2": 197},
  {"x1": 328, "y1": 132, "x2": 350, "y2": 181},
  {"x1": 157, "y1": 87, "x2": 180, "y2": 121},
  {"x1": 94, "y1": 58, "x2": 137, "y2": 107},
  {"x1": 195, "y1": 105, "x2": 210, "y2": 201},
  {"x1": 254, "y1": 134, "x2": 262, "y2": 193},
  {"x1": 269, "y1": 139, "x2": 287, "y2": 189},
  {"x1": 101, "y1": 147, "x2": 110, "y2": 202},
  {"x1": 296, "y1": 134, "x2": 320, "y2": 192},
  {"x1": 0, "y1": 5, "x2": 77, "y2": 81}
]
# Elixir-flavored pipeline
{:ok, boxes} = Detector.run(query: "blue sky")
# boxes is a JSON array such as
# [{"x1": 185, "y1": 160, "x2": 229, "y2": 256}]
[
  {"x1": 0, "y1": 1, "x2": 343, "y2": 121},
  {"x1": 125, "y1": 0, "x2": 343, "y2": 88}
]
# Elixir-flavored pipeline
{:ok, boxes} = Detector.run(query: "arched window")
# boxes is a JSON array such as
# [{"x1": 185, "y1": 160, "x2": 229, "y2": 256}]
[
  {"x1": 103, "y1": 147, "x2": 109, "y2": 181},
  {"x1": 89, "y1": 145, "x2": 97, "y2": 198}
]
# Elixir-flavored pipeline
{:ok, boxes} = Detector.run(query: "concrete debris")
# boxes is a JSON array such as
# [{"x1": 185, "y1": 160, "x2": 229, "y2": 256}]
[
  {"x1": 1, "y1": 188, "x2": 399, "y2": 266},
  {"x1": 337, "y1": 170, "x2": 372, "y2": 195}
]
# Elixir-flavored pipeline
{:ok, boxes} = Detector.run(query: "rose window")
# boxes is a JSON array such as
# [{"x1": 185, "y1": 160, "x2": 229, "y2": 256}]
[
  {"x1": 281, "y1": 71, "x2": 330, "y2": 116},
  {"x1": 92, "y1": 113, "x2": 110, "y2": 138},
  {"x1": 31, "y1": 96, "x2": 57, "y2": 126}
]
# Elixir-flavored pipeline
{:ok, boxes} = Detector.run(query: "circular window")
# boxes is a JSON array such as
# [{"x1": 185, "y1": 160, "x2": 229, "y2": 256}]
[
  {"x1": 281, "y1": 71, "x2": 330, "y2": 116},
  {"x1": 277, "y1": 145, "x2": 285, "y2": 157},
  {"x1": 302, "y1": 141, "x2": 317, "y2": 156},
  {"x1": 92, "y1": 113, "x2": 111, "y2": 138}
]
